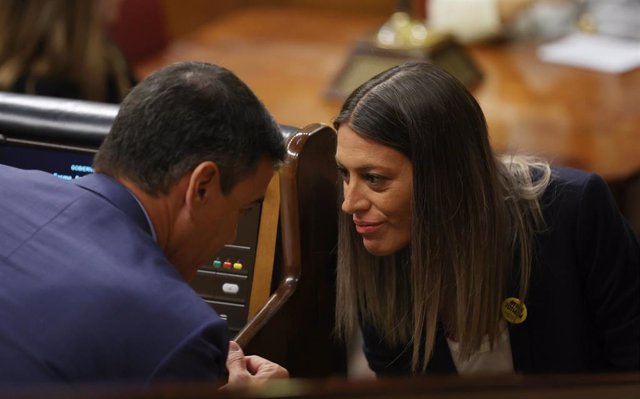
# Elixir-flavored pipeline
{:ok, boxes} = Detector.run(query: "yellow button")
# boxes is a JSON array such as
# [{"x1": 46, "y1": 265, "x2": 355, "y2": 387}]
[
  {"x1": 502, "y1": 297, "x2": 527, "y2": 324},
  {"x1": 233, "y1": 262, "x2": 243, "y2": 270}
]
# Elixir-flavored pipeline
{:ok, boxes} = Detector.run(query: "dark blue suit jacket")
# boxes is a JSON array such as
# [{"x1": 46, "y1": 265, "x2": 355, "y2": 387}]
[
  {"x1": 362, "y1": 167, "x2": 640, "y2": 374},
  {"x1": 0, "y1": 165, "x2": 228, "y2": 384}
]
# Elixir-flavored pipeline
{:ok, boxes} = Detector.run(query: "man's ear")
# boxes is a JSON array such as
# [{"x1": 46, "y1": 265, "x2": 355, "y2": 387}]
[{"x1": 184, "y1": 161, "x2": 221, "y2": 210}]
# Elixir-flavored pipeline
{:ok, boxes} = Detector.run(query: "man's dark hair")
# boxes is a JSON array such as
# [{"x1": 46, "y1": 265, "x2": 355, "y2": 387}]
[{"x1": 93, "y1": 61, "x2": 286, "y2": 195}]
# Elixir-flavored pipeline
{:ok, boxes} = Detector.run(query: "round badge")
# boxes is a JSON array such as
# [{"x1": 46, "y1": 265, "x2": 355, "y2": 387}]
[{"x1": 501, "y1": 297, "x2": 527, "y2": 324}]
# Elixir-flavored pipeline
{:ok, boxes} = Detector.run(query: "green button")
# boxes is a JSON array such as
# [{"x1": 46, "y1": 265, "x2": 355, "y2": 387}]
[{"x1": 212, "y1": 260, "x2": 222, "y2": 268}]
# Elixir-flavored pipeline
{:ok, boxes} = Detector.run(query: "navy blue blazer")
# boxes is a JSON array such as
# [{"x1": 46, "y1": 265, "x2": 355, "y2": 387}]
[
  {"x1": 0, "y1": 165, "x2": 228, "y2": 384},
  {"x1": 362, "y1": 167, "x2": 640, "y2": 375}
]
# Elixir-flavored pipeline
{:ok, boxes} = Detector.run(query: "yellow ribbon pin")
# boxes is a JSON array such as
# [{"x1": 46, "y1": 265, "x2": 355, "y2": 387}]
[{"x1": 501, "y1": 297, "x2": 527, "y2": 324}]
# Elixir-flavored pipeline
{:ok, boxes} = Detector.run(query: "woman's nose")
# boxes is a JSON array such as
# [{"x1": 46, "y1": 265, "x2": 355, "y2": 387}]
[{"x1": 341, "y1": 182, "x2": 366, "y2": 214}]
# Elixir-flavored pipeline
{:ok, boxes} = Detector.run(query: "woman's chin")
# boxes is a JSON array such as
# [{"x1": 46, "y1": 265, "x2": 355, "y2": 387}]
[{"x1": 362, "y1": 239, "x2": 395, "y2": 257}]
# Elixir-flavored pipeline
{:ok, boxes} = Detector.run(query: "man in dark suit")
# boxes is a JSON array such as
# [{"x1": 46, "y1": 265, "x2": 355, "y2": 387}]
[{"x1": 0, "y1": 62, "x2": 288, "y2": 385}]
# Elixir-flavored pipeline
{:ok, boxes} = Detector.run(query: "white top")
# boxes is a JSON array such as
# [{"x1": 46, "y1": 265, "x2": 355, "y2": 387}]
[{"x1": 446, "y1": 321, "x2": 515, "y2": 374}]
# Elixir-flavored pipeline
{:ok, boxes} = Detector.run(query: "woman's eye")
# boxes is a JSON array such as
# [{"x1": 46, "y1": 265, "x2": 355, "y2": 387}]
[
  {"x1": 337, "y1": 167, "x2": 349, "y2": 182},
  {"x1": 365, "y1": 174, "x2": 382, "y2": 185}
]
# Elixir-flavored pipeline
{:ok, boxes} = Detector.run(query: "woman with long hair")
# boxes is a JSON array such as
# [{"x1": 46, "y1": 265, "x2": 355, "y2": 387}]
[
  {"x1": 334, "y1": 62, "x2": 639, "y2": 375},
  {"x1": 0, "y1": 0, "x2": 134, "y2": 103}
]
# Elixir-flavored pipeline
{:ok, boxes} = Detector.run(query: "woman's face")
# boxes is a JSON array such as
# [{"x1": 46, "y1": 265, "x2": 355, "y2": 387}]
[{"x1": 336, "y1": 125, "x2": 413, "y2": 256}]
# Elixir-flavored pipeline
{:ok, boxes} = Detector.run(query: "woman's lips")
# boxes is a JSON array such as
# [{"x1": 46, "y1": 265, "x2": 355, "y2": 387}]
[{"x1": 354, "y1": 221, "x2": 382, "y2": 235}]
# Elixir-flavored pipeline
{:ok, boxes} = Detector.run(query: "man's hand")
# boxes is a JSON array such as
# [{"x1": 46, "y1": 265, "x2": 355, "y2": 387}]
[{"x1": 223, "y1": 341, "x2": 289, "y2": 389}]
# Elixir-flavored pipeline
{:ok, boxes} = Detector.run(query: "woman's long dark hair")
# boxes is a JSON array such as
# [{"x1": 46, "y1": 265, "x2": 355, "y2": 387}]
[{"x1": 334, "y1": 62, "x2": 549, "y2": 372}]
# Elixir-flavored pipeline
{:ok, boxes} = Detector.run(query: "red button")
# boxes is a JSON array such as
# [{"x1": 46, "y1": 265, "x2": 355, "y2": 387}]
[{"x1": 223, "y1": 261, "x2": 232, "y2": 268}]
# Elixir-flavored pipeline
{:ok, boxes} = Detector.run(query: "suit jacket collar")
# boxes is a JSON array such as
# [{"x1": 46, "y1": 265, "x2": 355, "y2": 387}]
[
  {"x1": 427, "y1": 323, "x2": 457, "y2": 373},
  {"x1": 74, "y1": 173, "x2": 153, "y2": 237}
]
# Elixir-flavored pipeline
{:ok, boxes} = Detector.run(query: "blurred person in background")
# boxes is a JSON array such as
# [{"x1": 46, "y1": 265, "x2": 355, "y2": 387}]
[
  {"x1": 0, "y1": 0, "x2": 136, "y2": 103},
  {"x1": 427, "y1": 0, "x2": 640, "y2": 43}
]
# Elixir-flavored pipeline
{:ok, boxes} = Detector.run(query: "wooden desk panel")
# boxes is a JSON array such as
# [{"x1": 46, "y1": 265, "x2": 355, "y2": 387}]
[
  {"x1": 470, "y1": 44, "x2": 640, "y2": 181},
  {"x1": 136, "y1": 7, "x2": 385, "y2": 128},
  {"x1": 136, "y1": 6, "x2": 640, "y2": 182},
  {"x1": 2, "y1": 371, "x2": 638, "y2": 398}
]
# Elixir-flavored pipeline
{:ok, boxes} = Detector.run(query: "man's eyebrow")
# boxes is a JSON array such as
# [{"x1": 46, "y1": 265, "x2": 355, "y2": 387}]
[{"x1": 248, "y1": 197, "x2": 265, "y2": 207}]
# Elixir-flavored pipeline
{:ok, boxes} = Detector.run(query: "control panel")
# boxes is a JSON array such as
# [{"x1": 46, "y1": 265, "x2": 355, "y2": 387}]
[{"x1": 190, "y1": 205, "x2": 263, "y2": 333}]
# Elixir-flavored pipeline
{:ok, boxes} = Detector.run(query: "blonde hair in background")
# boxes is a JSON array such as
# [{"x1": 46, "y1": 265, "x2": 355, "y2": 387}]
[{"x1": 0, "y1": 0, "x2": 131, "y2": 102}]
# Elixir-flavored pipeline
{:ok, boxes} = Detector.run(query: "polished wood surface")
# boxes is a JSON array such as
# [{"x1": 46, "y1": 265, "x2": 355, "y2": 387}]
[
  {"x1": 469, "y1": 44, "x2": 640, "y2": 182},
  {"x1": 239, "y1": 124, "x2": 346, "y2": 377},
  {"x1": 2, "y1": 372, "x2": 638, "y2": 399},
  {"x1": 135, "y1": 7, "x2": 385, "y2": 128},
  {"x1": 248, "y1": 173, "x2": 280, "y2": 320},
  {"x1": 236, "y1": 124, "x2": 339, "y2": 347},
  {"x1": 136, "y1": 6, "x2": 640, "y2": 182}
]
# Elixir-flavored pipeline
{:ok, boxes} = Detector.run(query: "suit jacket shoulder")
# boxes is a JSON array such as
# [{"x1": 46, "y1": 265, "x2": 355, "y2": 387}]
[{"x1": 0, "y1": 166, "x2": 228, "y2": 383}]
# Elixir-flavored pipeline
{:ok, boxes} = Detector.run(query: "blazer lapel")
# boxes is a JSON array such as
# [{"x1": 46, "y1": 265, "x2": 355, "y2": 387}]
[
  {"x1": 506, "y1": 260, "x2": 535, "y2": 372},
  {"x1": 508, "y1": 316, "x2": 534, "y2": 372},
  {"x1": 426, "y1": 322, "x2": 457, "y2": 373}
]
